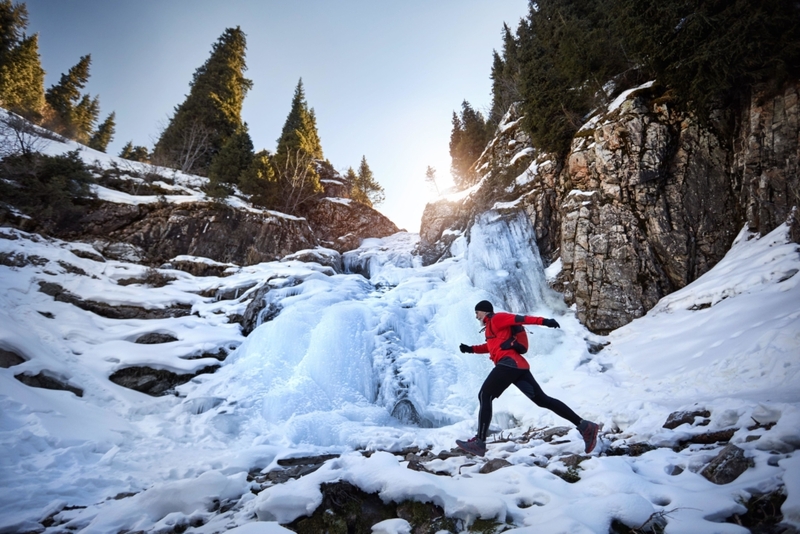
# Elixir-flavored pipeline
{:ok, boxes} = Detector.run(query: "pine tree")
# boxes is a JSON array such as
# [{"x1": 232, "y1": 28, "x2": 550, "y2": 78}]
[
  {"x1": 351, "y1": 155, "x2": 384, "y2": 207},
  {"x1": 118, "y1": 141, "x2": 150, "y2": 162},
  {"x1": 239, "y1": 149, "x2": 279, "y2": 207},
  {"x1": 275, "y1": 79, "x2": 323, "y2": 160},
  {"x1": 611, "y1": 0, "x2": 800, "y2": 116},
  {"x1": 208, "y1": 123, "x2": 254, "y2": 190},
  {"x1": 449, "y1": 101, "x2": 490, "y2": 189},
  {"x1": 44, "y1": 54, "x2": 101, "y2": 140},
  {"x1": 153, "y1": 27, "x2": 252, "y2": 175},
  {"x1": 88, "y1": 112, "x2": 115, "y2": 152},
  {"x1": 515, "y1": 0, "x2": 630, "y2": 154},
  {"x1": 0, "y1": 0, "x2": 26, "y2": 59},
  {"x1": 425, "y1": 165, "x2": 439, "y2": 195},
  {"x1": 489, "y1": 23, "x2": 522, "y2": 128},
  {"x1": 272, "y1": 78, "x2": 324, "y2": 212},
  {"x1": 0, "y1": 2, "x2": 45, "y2": 118}
]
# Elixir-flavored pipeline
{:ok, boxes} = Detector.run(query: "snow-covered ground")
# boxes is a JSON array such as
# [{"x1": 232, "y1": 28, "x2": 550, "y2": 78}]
[
  {"x1": 1, "y1": 208, "x2": 799, "y2": 533},
  {"x1": 2, "y1": 108, "x2": 799, "y2": 533}
]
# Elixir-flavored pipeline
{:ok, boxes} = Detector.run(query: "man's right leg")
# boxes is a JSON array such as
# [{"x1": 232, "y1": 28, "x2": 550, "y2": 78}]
[
  {"x1": 476, "y1": 365, "x2": 516, "y2": 440},
  {"x1": 457, "y1": 365, "x2": 516, "y2": 456}
]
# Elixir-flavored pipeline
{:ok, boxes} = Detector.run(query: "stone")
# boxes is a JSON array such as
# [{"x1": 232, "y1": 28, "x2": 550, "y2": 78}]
[
  {"x1": 38, "y1": 281, "x2": 192, "y2": 320},
  {"x1": 700, "y1": 444, "x2": 753, "y2": 485},
  {"x1": 15, "y1": 371, "x2": 83, "y2": 397},
  {"x1": 0, "y1": 348, "x2": 26, "y2": 368},
  {"x1": 419, "y1": 79, "x2": 800, "y2": 334},
  {"x1": 109, "y1": 365, "x2": 219, "y2": 396},
  {"x1": 663, "y1": 409, "x2": 711, "y2": 429},
  {"x1": 479, "y1": 458, "x2": 512, "y2": 474},
  {"x1": 134, "y1": 332, "x2": 178, "y2": 344}
]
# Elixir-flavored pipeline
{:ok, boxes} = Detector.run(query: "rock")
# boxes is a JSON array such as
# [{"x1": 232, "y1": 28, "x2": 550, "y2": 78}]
[
  {"x1": 480, "y1": 458, "x2": 512, "y2": 474},
  {"x1": 281, "y1": 247, "x2": 343, "y2": 273},
  {"x1": 163, "y1": 257, "x2": 238, "y2": 277},
  {"x1": 240, "y1": 277, "x2": 303, "y2": 335},
  {"x1": 663, "y1": 409, "x2": 711, "y2": 429},
  {"x1": 0, "y1": 348, "x2": 26, "y2": 368},
  {"x1": 701, "y1": 444, "x2": 753, "y2": 485},
  {"x1": 680, "y1": 429, "x2": 737, "y2": 448},
  {"x1": 52, "y1": 202, "x2": 318, "y2": 267},
  {"x1": 420, "y1": 79, "x2": 800, "y2": 334},
  {"x1": 134, "y1": 332, "x2": 178, "y2": 344},
  {"x1": 282, "y1": 481, "x2": 457, "y2": 534},
  {"x1": 531, "y1": 426, "x2": 572, "y2": 442},
  {"x1": 736, "y1": 82, "x2": 800, "y2": 237},
  {"x1": 418, "y1": 198, "x2": 470, "y2": 265},
  {"x1": 109, "y1": 365, "x2": 219, "y2": 396},
  {"x1": 15, "y1": 371, "x2": 83, "y2": 397},
  {"x1": 301, "y1": 197, "x2": 400, "y2": 254},
  {"x1": 38, "y1": 281, "x2": 193, "y2": 320},
  {"x1": 606, "y1": 443, "x2": 657, "y2": 457},
  {"x1": 391, "y1": 399, "x2": 433, "y2": 427}
]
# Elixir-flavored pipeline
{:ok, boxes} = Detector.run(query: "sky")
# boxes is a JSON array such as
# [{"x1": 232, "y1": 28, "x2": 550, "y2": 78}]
[
  {"x1": 1, "y1": 126, "x2": 799, "y2": 532},
  {"x1": 24, "y1": 0, "x2": 529, "y2": 232}
]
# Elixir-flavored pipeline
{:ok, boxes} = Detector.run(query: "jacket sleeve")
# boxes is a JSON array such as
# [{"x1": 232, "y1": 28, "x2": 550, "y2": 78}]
[
  {"x1": 473, "y1": 343, "x2": 489, "y2": 354},
  {"x1": 492, "y1": 312, "x2": 544, "y2": 328}
]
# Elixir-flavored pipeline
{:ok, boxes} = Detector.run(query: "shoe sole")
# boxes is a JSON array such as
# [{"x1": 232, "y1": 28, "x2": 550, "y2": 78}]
[
  {"x1": 455, "y1": 440, "x2": 485, "y2": 457},
  {"x1": 584, "y1": 424, "x2": 599, "y2": 454}
]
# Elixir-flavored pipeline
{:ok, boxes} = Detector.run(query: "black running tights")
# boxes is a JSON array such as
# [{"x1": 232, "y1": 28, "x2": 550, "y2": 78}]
[{"x1": 477, "y1": 364, "x2": 582, "y2": 441}]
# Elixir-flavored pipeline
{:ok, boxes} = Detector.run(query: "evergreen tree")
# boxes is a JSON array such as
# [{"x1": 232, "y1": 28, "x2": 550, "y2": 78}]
[
  {"x1": 88, "y1": 112, "x2": 115, "y2": 152},
  {"x1": 449, "y1": 100, "x2": 490, "y2": 189},
  {"x1": 0, "y1": 34, "x2": 45, "y2": 118},
  {"x1": 208, "y1": 123, "x2": 254, "y2": 190},
  {"x1": 611, "y1": 0, "x2": 800, "y2": 116},
  {"x1": 351, "y1": 156, "x2": 384, "y2": 207},
  {"x1": 489, "y1": 23, "x2": 522, "y2": 128},
  {"x1": 118, "y1": 141, "x2": 150, "y2": 162},
  {"x1": 516, "y1": 0, "x2": 630, "y2": 155},
  {"x1": 0, "y1": 0, "x2": 26, "y2": 57},
  {"x1": 154, "y1": 27, "x2": 252, "y2": 175},
  {"x1": 272, "y1": 78, "x2": 324, "y2": 212},
  {"x1": 425, "y1": 165, "x2": 439, "y2": 195},
  {"x1": 239, "y1": 150, "x2": 279, "y2": 207},
  {"x1": 275, "y1": 79, "x2": 323, "y2": 160},
  {"x1": 0, "y1": 2, "x2": 45, "y2": 118},
  {"x1": 344, "y1": 166, "x2": 359, "y2": 198},
  {"x1": 44, "y1": 54, "x2": 102, "y2": 141}
]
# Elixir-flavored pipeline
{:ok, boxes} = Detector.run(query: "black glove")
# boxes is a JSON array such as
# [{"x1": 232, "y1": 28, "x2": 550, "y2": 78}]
[
  {"x1": 459, "y1": 343, "x2": 474, "y2": 353},
  {"x1": 542, "y1": 318, "x2": 560, "y2": 329}
]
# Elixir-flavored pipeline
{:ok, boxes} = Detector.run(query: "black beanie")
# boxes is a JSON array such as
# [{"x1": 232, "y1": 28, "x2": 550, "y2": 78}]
[{"x1": 474, "y1": 300, "x2": 494, "y2": 313}]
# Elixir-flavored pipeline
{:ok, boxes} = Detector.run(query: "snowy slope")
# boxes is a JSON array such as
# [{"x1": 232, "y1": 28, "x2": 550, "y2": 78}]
[
  {"x1": 1, "y1": 212, "x2": 799, "y2": 533},
  {"x1": 1, "y1": 108, "x2": 799, "y2": 533}
]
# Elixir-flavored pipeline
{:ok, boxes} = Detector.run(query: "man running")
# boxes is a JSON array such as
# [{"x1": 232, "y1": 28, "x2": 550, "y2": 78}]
[{"x1": 456, "y1": 300, "x2": 599, "y2": 457}]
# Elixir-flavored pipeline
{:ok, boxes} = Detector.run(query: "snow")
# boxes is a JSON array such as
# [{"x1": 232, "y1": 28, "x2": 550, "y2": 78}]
[
  {"x1": 607, "y1": 81, "x2": 656, "y2": 113},
  {"x1": 1, "y1": 136, "x2": 800, "y2": 531}
]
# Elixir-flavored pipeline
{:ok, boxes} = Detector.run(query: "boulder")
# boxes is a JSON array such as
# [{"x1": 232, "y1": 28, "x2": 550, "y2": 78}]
[
  {"x1": 700, "y1": 444, "x2": 753, "y2": 485},
  {"x1": 302, "y1": 197, "x2": 400, "y2": 253},
  {"x1": 0, "y1": 348, "x2": 26, "y2": 368},
  {"x1": 53, "y1": 201, "x2": 318, "y2": 267}
]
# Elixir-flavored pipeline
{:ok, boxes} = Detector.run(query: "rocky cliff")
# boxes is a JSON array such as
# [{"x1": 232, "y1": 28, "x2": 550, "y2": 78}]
[
  {"x1": 421, "y1": 80, "x2": 800, "y2": 334},
  {"x1": 23, "y1": 162, "x2": 401, "y2": 268}
]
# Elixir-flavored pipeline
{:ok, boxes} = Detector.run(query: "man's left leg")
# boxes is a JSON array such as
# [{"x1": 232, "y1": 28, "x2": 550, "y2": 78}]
[{"x1": 514, "y1": 370, "x2": 599, "y2": 453}]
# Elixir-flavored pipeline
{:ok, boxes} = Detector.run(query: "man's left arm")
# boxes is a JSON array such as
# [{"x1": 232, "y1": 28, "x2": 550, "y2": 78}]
[{"x1": 495, "y1": 312, "x2": 559, "y2": 329}]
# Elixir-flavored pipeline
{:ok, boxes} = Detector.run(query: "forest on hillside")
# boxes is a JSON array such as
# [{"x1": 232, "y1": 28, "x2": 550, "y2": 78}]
[
  {"x1": 0, "y1": 1, "x2": 384, "y2": 221},
  {"x1": 2, "y1": 0, "x2": 799, "y2": 216},
  {"x1": 448, "y1": 0, "x2": 800, "y2": 189}
]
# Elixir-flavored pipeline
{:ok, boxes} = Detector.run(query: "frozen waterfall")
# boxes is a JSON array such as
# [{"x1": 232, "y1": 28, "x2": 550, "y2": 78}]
[{"x1": 185, "y1": 221, "x2": 559, "y2": 448}]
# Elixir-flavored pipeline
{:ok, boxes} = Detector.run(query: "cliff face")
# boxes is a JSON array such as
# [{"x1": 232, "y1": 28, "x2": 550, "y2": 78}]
[
  {"x1": 20, "y1": 162, "x2": 400, "y2": 268},
  {"x1": 421, "y1": 80, "x2": 800, "y2": 334}
]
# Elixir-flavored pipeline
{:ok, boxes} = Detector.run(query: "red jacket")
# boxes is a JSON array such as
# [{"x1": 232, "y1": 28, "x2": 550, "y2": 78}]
[{"x1": 471, "y1": 312, "x2": 545, "y2": 370}]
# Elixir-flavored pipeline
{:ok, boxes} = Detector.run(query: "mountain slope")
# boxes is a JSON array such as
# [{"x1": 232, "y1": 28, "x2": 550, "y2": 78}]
[{"x1": 1, "y1": 211, "x2": 798, "y2": 533}]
